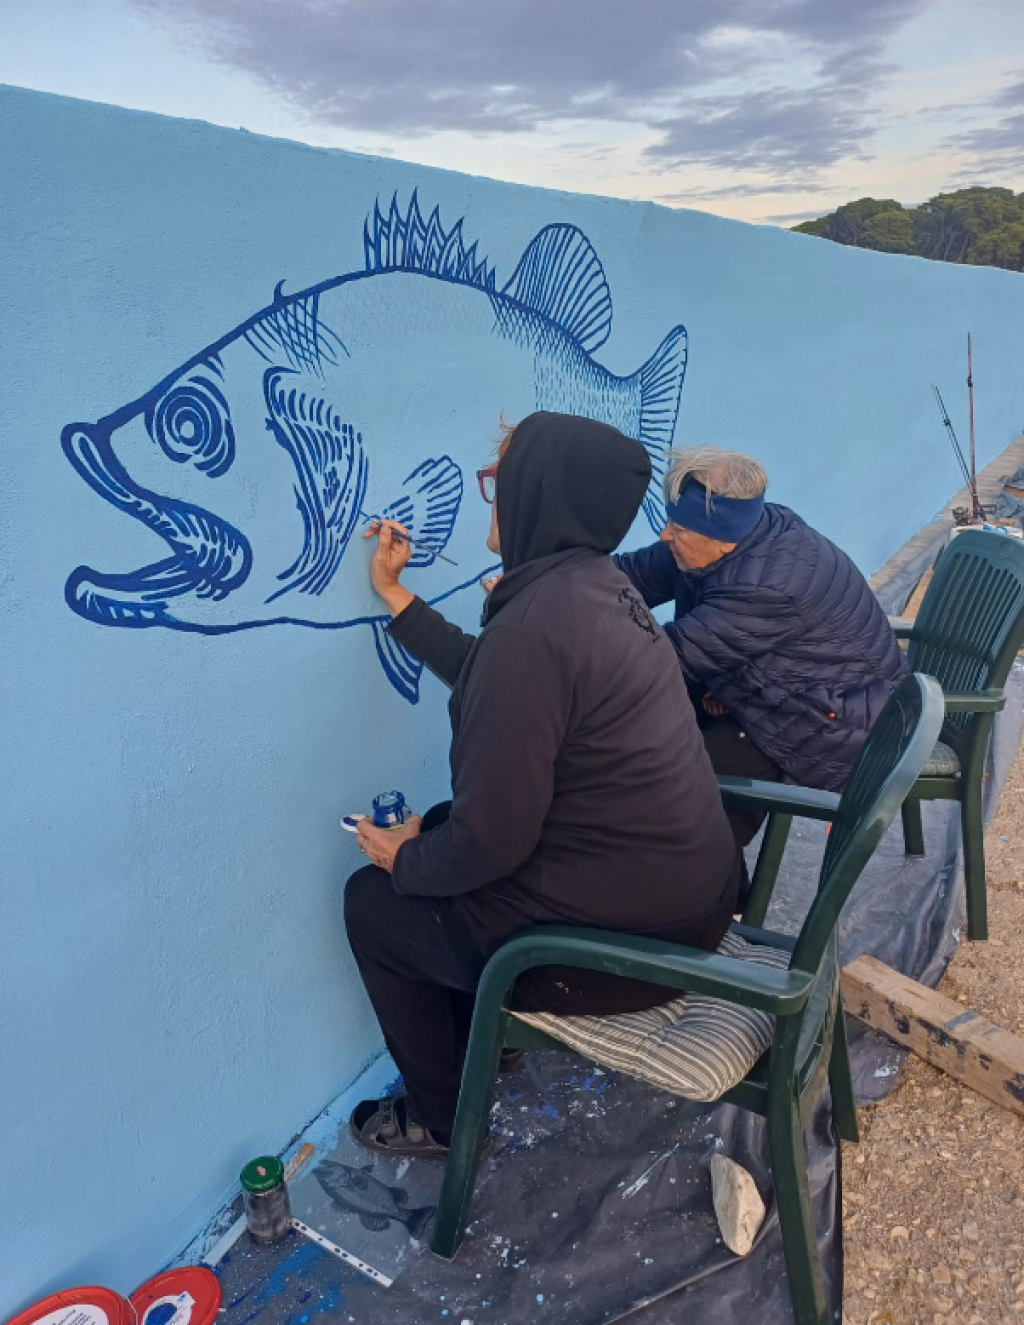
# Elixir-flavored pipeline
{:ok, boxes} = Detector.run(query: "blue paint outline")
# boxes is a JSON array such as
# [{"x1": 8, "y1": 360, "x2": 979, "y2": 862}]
[{"x1": 62, "y1": 189, "x2": 688, "y2": 703}]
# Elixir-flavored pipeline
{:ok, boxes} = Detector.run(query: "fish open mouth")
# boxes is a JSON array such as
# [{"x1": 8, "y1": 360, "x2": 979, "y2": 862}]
[{"x1": 62, "y1": 423, "x2": 252, "y2": 627}]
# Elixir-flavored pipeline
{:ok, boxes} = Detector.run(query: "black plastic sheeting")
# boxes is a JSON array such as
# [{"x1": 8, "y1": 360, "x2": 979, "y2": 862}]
[{"x1": 214, "y1": 663, "x2": 1024, "y2": 1325}]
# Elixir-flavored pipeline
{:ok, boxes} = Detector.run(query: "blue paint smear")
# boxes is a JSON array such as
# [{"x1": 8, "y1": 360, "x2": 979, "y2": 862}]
[
  {"x1": 284, "y1": 1284, "x2": 341, "y2": 1325},
  {"x1": 536, "y1": 1101, "x2": 559, "y2": 1119},
  {"x1": 232, "y1": 1240, "x2": 327, "y2": 1325},
  {"x1": 582, "y1": 1074, "x2": 608, "y2": 1094}
]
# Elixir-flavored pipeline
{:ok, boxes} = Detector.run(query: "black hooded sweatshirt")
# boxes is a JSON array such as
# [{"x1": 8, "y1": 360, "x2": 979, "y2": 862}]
[{"x1": 389, "y1": 412, "x2": 739, "y2": 959}]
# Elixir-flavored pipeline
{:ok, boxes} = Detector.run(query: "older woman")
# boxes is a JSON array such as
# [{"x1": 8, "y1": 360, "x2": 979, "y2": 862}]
[
  {"x1": 344, "y1": 414, "x2": 740, "y2": 1157},
  {"x1": 614, "y1": 444, "x2": 908, "y2": 849}
]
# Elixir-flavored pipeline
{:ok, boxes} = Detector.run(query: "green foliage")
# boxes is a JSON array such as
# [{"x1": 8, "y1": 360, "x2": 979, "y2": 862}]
[{"x1": 793, "y1": 187, "x2": 1024, "y2": 271}]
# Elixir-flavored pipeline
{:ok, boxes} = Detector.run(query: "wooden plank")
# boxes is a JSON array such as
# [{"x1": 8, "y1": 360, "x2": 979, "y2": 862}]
[{"x1": 841, "y1": 954, "x2": 1024, "y2": 1118}]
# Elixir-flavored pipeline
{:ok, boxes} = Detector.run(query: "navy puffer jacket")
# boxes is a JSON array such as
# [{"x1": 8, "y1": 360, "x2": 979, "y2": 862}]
[{"x1": 614, "y1": 505, "x2": 908, "y2": 791}]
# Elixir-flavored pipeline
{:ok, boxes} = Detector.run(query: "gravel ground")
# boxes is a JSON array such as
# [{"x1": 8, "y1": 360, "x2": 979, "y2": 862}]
[{"x1": 842, "y1": 742, "x2": 1024, "y2": 1324}]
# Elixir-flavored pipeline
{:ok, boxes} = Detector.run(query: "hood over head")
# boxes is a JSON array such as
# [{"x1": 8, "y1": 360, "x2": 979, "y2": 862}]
[
  {"x1": 496, "y1": 412, "x2": 651, "y2": 573},
  {"x1": 483, "y1": 412, "x2": 651, "y2": 623}
]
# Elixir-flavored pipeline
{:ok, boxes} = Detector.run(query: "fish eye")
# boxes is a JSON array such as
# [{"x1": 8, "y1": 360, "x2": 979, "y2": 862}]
[{"x1": 146, "y1": 373, "x2": 235, "y2": 478}]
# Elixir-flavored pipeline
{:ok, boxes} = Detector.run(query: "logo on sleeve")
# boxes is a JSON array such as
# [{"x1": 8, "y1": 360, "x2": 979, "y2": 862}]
[{"x1": 618, "y1": 587, "x2": 657, "y2": 638}]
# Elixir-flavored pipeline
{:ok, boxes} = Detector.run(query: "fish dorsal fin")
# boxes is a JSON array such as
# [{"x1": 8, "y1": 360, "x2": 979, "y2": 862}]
[
  {"x1": 500, "y1": 224, "x2": 612, "y2": 352},
  {"x1": 364, "y1": 191, "x2": 496, "y2": 292}
]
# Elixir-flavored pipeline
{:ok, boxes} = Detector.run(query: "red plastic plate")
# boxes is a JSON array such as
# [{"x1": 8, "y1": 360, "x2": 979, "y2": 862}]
[
  {"x1": 6, "y1": 1287, "x2": 135, "y2": 1325},
  {"x1": 129, "y1": 1269, "x2": 221, "y2": 1325}
]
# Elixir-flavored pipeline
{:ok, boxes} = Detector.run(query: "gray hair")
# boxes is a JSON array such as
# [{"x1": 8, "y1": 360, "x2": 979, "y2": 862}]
[{"x1": 664, "y1": 445, "x2": 769, "y2": 506}]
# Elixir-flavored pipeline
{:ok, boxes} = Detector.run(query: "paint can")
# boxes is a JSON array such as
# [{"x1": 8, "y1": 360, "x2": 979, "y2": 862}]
[
  {"x1": 5, "y1": 1287, "x2": 136, "y2": 1325},
  {"x1": 240, "y1": 1155, "x2": 292, "y2": 1245},
  {"x1": 129, "y1": 1268, "x2": 220, "y2": 1325},
  {"x1": 371, "y1": 789, "x2": 410, "y2": 829}
]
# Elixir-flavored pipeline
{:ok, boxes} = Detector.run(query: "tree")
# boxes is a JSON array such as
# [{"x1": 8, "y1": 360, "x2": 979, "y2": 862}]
[
  {"x1": 793, "y1": 186, "x2": 1024, "y2": 272},
  {"x1": 861, "y1": 209, "x2": 915, "y2": 254},
  {"x1": 967, "y1": 222, "x2": 1024, "y2": 271},
  {"x1": 794, "y1": 197, "x2": 906, "y2": 247}
]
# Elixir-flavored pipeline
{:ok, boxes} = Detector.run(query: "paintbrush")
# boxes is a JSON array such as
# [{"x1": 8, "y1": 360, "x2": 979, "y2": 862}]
[{"x1": 360, "y1": 511, "x2": 459, "y2": 566}]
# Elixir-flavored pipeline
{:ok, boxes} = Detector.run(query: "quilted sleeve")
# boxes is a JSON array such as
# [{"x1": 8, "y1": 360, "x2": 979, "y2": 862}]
[{"x1": 663, "y1": 585, "x2": 804, "y2": 686}]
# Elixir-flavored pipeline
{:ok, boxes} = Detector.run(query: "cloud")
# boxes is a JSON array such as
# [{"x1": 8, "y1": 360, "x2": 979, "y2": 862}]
[
  {"x1": 645, "y1": 86, "x2": 873, "y2": 174},
  {"x1": 132, "y1": 0, "x2": 929, "y2": 179},
  {"x1": 657, "y1": 178, "x2": 827, "y2": 204},
  {"x1": 763, "y1": 208, "x2": 832, "y2": 224},
  {"x1": 945, "y1": 73, "x2": 1024, "y2": 170}
]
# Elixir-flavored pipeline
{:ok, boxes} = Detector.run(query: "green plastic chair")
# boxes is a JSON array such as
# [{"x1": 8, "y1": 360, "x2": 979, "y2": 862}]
[
  {"x1": 893, "y1": 530, "x2": 1024, "y2": 941},
  {"x1": 737, "y1": 529, "x2": 1024, "y2": 940},
  {"x1": 431, "y1": 674, "x2": 944, "y2": 1325}
]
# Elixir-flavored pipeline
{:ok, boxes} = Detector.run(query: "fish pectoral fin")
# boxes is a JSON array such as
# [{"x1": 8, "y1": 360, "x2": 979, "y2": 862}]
[
  {"x1": 371, "y1": 620, "x2": 424, "y2": 704},
  {"x1": 501, "y1": 223, "x2": 612, "y2": 353},
  {"x1": 381, "y1": 455, "x2": 463, "y2": 568},
  {"x1": 636, "y1": 325, "x2": 688, "y2": 533},
  {"x1": 359, "y1": 1214, "x2": 391, "y2": 1232}
]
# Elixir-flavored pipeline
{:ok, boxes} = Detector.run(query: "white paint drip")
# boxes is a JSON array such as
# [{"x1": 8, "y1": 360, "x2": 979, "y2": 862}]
[{"x1": 622, "y1": 1144, "x2": 680, "y2": 1199}]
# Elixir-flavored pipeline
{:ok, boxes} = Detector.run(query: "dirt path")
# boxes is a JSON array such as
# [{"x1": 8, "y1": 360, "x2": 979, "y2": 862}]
[{"x1": 842, "y1": 745, "x2": 1024, "y2": 1324}]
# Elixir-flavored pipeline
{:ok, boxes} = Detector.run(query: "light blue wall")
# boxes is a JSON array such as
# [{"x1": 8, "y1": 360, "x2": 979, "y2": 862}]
[{"x1": 2, "y1": 83, "x2": 1023, "y2": 1310}]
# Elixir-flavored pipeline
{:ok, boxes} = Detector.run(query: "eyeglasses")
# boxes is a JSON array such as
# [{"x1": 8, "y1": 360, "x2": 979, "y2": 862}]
[{"x1": 477, "y1": 464, "x2": 498, "y2": 504}]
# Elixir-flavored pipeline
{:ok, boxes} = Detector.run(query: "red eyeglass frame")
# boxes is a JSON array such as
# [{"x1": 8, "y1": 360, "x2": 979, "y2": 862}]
[{"x1": 477, "y1": 464, "x2": 498, "y2": 504}]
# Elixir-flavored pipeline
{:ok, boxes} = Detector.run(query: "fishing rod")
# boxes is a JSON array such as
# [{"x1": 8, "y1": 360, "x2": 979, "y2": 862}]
[
  {"x1": 966, "y1": 332, "x2": 982, "y2": 521},
  {"x1": 931, "y1": 383, "x2": 972, "y2": 488}
]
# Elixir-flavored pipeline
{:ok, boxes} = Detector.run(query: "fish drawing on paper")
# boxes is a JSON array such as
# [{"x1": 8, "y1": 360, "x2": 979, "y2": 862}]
[
  {"x1": 313, "y1": 1159, "x2": 434, "y2": 1239},
  {"x1": 62, "y1": 192, "x2": 689, "y2": 701}
]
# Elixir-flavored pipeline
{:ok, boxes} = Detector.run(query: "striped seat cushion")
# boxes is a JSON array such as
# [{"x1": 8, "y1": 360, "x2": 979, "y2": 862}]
[
  {"x1": 511, "y1": 931, "x2": 791, "y2": 1103},
  {"x1": 921, "y1": 740, "x2": 960, "y2": 778}
]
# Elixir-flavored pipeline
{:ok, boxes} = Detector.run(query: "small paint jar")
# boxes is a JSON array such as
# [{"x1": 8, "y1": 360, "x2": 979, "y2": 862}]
[
  {"x1": 372, "y1": 789, "x2": 410, "y2": 830},
  {"x1": 240, "y1": 1155, "x2": 291, "y2": 1245}
]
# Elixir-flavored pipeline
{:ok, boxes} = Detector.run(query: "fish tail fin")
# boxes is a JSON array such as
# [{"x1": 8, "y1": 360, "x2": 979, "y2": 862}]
[
  {"x1": 381, "y1": 455, "x2": 463, "y2": 566},
  {"x1": 371, "y1": 620, "x2": 424, "y2": 704},
  {"x1": 636, "y1": 325, "x2": 688, "y2": 533},
  {"x1": 405, "y1": 1206, "x2": 435, "y2": 1240}
]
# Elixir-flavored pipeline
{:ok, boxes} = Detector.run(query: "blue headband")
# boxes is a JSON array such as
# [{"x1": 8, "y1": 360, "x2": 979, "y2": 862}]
[{"x1": 665, "y1": 479, "x2": 765, "y2": 543}]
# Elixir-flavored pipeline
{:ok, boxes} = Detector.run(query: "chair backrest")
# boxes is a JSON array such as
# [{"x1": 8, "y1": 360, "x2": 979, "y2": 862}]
[
  {"x1": 907, "y1": 530, "x2": 1024, "y2": 740},
  {"x1": 790, "y1": 673, "x2": 945, "y2": 981}
]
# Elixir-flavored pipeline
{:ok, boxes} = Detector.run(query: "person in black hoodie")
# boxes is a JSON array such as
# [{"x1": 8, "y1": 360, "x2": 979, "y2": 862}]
[{"x1": 344, "y1": 412, "x2": 740, "y2": 1157}]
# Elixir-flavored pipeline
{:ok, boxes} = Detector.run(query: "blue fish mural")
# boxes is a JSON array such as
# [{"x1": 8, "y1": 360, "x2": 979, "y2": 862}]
[{"x1": 62, "y1": 193, "x2": 688, "y2": 702}]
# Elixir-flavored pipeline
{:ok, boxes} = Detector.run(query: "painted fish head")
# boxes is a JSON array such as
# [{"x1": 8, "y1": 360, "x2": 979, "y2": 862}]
[{"x1": 62, "y1": 292, "x2": 371, "y2": 631}]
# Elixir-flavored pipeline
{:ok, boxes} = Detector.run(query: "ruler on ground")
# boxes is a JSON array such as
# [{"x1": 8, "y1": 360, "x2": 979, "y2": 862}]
[{"x1": 290, "y1": 1218, "x2": 394, "y2": 1287}]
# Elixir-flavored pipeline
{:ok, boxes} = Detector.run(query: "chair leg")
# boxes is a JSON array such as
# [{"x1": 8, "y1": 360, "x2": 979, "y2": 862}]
[
  {"x1": 767, "y1": 1096, "x2": 830, "y2": 1325},
  {"x1": 901, "y1": 797, "x2": 926, "y2": 857},
  {"x1": 961, "y1": 779, "x2": 988, "y2": 942},
  {"x1": 743, "y1": 812, "x2": 792, "y2": 927},
  {"x1": 828, "y1": 1006, "x2": 860, "y2": 1145},
  {"x1": 431, "y1": 1007, "x2": 507, "y2": 1259}
]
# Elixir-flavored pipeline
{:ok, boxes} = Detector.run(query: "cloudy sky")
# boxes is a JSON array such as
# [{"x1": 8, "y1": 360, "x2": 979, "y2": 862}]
[{"x1": 2, "y1": 0, "x2": 1022, "y2": 225}]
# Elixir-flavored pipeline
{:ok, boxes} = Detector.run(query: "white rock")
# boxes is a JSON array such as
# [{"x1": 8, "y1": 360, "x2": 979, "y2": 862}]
[{"x1": 710, "y1": 1153, "x2": 766, "y2": 1257}]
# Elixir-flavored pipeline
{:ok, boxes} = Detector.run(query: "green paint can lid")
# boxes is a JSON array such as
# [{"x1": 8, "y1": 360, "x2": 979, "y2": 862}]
[{"x1": 240, "y1": 1155, "x2": 285, "y2": 1193}]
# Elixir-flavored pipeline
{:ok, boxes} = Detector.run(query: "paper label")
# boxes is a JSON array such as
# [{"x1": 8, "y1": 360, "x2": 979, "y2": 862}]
[
  {"x1": 35, "y1": 1309, "x2": 110, "y2": 1325},
  {"x1": 142, "y1": 1294, "x2": 195, "y2": 1325}
]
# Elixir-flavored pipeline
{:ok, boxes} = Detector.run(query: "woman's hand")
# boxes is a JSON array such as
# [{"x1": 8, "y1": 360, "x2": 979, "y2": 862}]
[
  {"x1": 355, "y1": 815, "x2": 423, "y2": 872},
  {"x1": 481, "y1": 574, "x2": 502, "y2": 594},
  {"x1": 364, "y1": 519, "x2": 415, "y2": 617},
  {"x1": 702, "y1": 691, "x2": 727, "y2": 718}
]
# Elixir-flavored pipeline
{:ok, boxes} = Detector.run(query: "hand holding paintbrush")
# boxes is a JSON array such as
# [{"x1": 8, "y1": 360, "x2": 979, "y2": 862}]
[
  {"x1": 364, "y1": 515, "x2": 462, "y2": 619},
  {"x1": 360, "y1": 512, "x2": 457, "y2": 567}
]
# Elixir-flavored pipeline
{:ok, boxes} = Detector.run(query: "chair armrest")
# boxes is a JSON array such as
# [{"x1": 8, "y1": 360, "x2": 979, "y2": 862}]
[
  {"x1": 887, "y1": 616, "x2": 917, "y2": 639},
  {"x1": 481, "y1": 925, "x2": 813, "y2": 1016},
  {"x1": 943, "y1": 689, "x2": 1006, "y2": 713},
  {"x1": 717, "y1": 776, "x2": 842, "y2": 822}
]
